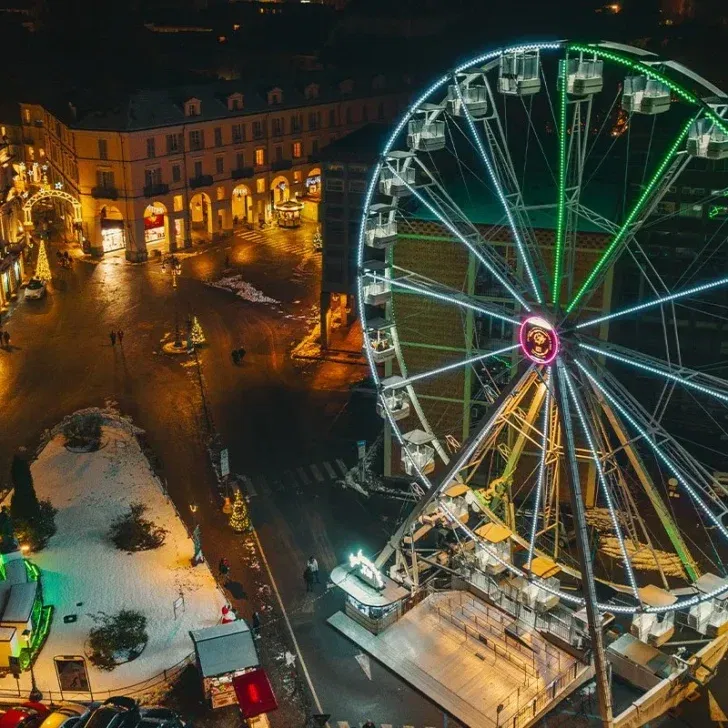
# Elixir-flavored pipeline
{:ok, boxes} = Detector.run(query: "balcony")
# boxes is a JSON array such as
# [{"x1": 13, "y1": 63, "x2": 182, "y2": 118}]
[
  {"x1": 308, "y1": 153, "x2": 320, "y2": 164},
  {"x1": 271, "y1": 159, "x2": 292, "y2": 172},
  {"x1": 232, "y1": 167, "x2": 254, "y2": 180},
  {"x1": 189, "y1": 174, "x2": 213, "y2": 189},
  {"x1": 143, "y1": 183, "x2": 169, "y2": 198},
  {"x1": 91, "y1": 186, "x2": 119, "y2": 200}
]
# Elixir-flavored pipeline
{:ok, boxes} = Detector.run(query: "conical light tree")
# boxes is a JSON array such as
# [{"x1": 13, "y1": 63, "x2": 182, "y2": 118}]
[
  {"x1": 189, "y1": 316, "x2": 206, "y2": 346},
  {"x1": 229, "y1": 489, "x2": 252, "y2": 534},
  {"x1": 312, "y1": 228, "x2": 322, "y2": 249},
  {"x1": 35, "y1": 241, "x2": 51, "y2": 282}
]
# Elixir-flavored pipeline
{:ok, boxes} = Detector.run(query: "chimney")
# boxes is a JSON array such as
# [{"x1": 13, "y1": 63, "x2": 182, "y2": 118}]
[{"x1": 68, "y1": 101, "x2": 77, "y2": 119}]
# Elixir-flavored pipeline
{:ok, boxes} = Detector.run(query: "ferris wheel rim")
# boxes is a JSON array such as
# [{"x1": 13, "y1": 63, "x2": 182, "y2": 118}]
[{"x1": 357, "y1": 39, "x2": 728, "y2": 616}]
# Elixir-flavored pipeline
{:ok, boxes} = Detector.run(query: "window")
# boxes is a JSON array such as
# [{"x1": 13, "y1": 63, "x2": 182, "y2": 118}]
[
  {"x1": 377, "y1": 102, "x2": 385, "y2": 121},
  {"x1": 339, "y1": 79, "x2": 353, "y2": 95},
  {"x1": 311, "y1": 139, "x2": 319, "y2": 156},
  {"x1": 236, "y1": 151, "x2": 245, "y2": 169},
  {"x1": 291, "y1": 115, "x2": 302, "y2": 133},
  {"x1": 349, "y1": 179, "x2": 367, "y2": 193},
  {"x1": 304, "y1": 83, "x2": 320, "y2": 100},
  {"x1": 166, "y1": 133, "x2": 182, "y2": 153},
  {"x1": 308, "y1": 112, "x2": 320, "y2": 131},
  {"x1": 216, "y1": 186, "x2": 225, "y2": 201},
  {"x1": 214, "y1": 127, "x2": 223, "y2": 147},
  {"x1": 326, "y1": 178, "x2": 344, "y2": 192},
  {"x1": 232, "y1": 123, "x2": 245, "y2": 143},
  {"x1": 23, "y1": 108, "x2": 30, "y2": 124},
  {"x1": 361, "y1": 105, "x2": 368, "y2": 122},
  {"x1": 227, "y1": 93, "x2": 243, "y2": 111},
  {"x1": 256, "y1": 178, "x2": 265, "y2": 194},
  {"x1": 144, "y1": 167, "x2": 162, "y2": 186},
  {"x1": 173, "y1": 195, "x2": 183, "y2": 212},
  {"x1": 292, "y1": 141, "x2": 302, "y2": 159},
  {"x1": 172, "y1": 164, "x2": 181, "y2": 183},
  {"x1": 55, "y1": 121, "x2": 61, "y2": 138},
  {"x1": 255, "y1": 148, "x2": 265, "y2": 166},
  {"x1": 188, "y1": 130, "x2": 204, "y2": 151},
  {"x1": 194, "y1": 160, "x2": 203, "y2": 178},
  {"x1": 146, "y1": 137, "x2": 156, "y2": 159},
  {"x1": 98, "y1": 139, "x2": 108, "y2": 160},
  {"x1": 272, "y1": 118, "x2": 284, "y2": 137},
  {"x1": 215, "y1": 156, "x2": 224, "y2": 174},
  {"x1": 252, "y1": 121, "x2": 264, "y2": 139},
  {"x1": 328, "y1": 109, "x2": 336, "y2": 127},
  {"x1": 96, "y1": 169, "x2": 115, "y2": 188},
  {"x1": 293, "y1": 170, "x2": 302, "y2": 183},
  {"x1": 345, "y1": 107, "x2": 353, "y2": 124},
  {"x1": 267, "y1": 88, "x2": 283, "y2": 105},
  {"x1": 184, "y1": 99, "x2": 201, "y2": 117},
  {"x1": 274, "y1": 146, "x2": 283, "y2": 162}
]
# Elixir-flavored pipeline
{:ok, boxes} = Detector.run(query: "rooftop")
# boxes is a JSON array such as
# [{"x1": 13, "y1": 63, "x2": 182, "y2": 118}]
[{"x1": 320, "y1": 122, "x2": 392, "y2": 164}]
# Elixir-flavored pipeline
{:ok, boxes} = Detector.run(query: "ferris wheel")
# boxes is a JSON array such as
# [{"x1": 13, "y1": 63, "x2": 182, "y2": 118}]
[{"x1": 357, "y1": 39, "x2": 728, "y2": 719}]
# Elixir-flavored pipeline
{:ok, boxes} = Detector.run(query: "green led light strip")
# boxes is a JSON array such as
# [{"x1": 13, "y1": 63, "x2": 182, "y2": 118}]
[
  {"x1": 567, "y1": 115, "x2": 696, "y2": 314},
  {"x1": 553, "y1": 57, "x2": 569, "y2": 307}
]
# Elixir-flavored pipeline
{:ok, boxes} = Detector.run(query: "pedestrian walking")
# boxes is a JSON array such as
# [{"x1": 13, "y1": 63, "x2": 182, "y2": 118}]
[
  {"x1": 362, "y1": 721, "x2": 376, "y2": 728},
  {"x1": 303, "y1": 565, "x2": 314, "y2": 593},
  {"x1": 219, "y1": 557, "x2": 230, "y2": 584},
  {"x1": 109, "y1": 330, "x2": 116, "y2": 346},
  {"x1": 251, "y1": 611, "x2": 261, "y2": 638},
  {"x1": 2, "y1": 331, "x2": 9, "y2": 349},
  {"x1": 307, "y1": 555, "x2": 320, "y2": 584},
  {"x1": 224, "y1": 255, "x2": 230, "y2": 268},
  {"x1": 117, "y1": 330, "x2": 124, "y2": 345}
]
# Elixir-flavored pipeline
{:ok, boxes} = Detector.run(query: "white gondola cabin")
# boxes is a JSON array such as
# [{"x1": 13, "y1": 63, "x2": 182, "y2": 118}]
[
  {"x1": 447, "y1": 82, "x2": 488, "y2": 117},
  {"x1": 407, "y1": 106, "x2": 446, "y2": 152},
  {"x1": 401, "y1": 429, "x2": 435, "y2": 476},
  {"x1": 366, "y1": 317, "x2": 396, "y2": 363},
  {"x1": 498, "y1": 49, "x2": 541, "y2": 96},
  {"x1": 362, "y1": 260, "x2": 391, "y2": 306},
  {"x1": 365, "y1": 204, "x2": 397, "y2": 249},
  {"x1": 377, "y1": 377, "x2": 410, "y2": 421},
  {"x1": 687, "y1": 118, "x2": 728, "y2": 159},
  {"x1": 622, "y1": 76, "x2": 671, "y2": 115},
  {"x1": 379, "y1": 152, "x2": 417, "y2": 197},
  {"x1": 474, "y1": 522, "x2": 511, "y2": 575},
  {"x1": 562, "y1": 57, "x2": 603, "y2": 96}
]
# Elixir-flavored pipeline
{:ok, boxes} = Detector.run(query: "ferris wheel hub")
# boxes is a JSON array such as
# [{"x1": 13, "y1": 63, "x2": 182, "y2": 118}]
[{"x1": 519, "y1": 315, "x2": 560, "y2": 365}]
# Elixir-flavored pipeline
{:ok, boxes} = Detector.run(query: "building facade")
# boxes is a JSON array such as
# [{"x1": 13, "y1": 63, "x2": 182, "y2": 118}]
[{"x1": 19, "y1": 74, "x2": 408, "y2": 261}]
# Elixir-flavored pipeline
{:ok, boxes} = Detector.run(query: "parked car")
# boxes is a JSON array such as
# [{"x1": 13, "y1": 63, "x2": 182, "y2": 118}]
[
  {"x1": 84, "y1": 698, "x2": 139, "y2": 728},
  {"x1": 25, "y1": 278, "x2": 46, "y2": 300},
  {"x1": 135, "y1": 708, "x2": 184, "y2": 728},
  {"x1": 39, "y1": 703, "x2": 93, "y2": 728},
  {"x1": 0, "y1": 702, "x2": 50, "y2": 728}
]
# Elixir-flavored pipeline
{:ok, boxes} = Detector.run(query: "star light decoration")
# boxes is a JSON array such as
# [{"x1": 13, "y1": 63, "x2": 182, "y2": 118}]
[{"x1": 54, "y1": 182, "x2": 63, "y2": 190}]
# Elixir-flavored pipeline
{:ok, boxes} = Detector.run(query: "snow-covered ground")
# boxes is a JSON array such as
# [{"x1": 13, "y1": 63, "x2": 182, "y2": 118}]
[
  {"x1": 20, "y1": 417, "x2": 226, "y2": 696},
  {"x1": 206, "y1": 276, "x2": 279, "y2": 305}
]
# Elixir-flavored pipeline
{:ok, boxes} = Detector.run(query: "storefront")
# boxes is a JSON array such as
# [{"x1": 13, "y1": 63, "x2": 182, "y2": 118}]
[
  {"x1": 144, "y1": 204, "x2": 167, "y2": 249},
  {"x1": 331, "y1": 550, "x2": 410, "y2": 635},
  {"x1": 101, "y1": 222, "x2": 125, "y2": 253}
]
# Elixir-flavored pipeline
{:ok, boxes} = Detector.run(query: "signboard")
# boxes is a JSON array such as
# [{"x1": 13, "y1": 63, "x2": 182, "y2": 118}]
[
  {"x1": 349, "y1": 549, "x2": 384, "y2": 590},
  {"x1": 220, "y1": 449, "x2": 230, "y2": 478},
  {"x1": 357, "y1": 440, "x2": 366, "y2": 461},
  {"x1": 233, "y1": 668, "x2": 278, "y2": 719},
  {"x1": 209, "y1": 678, "x2": 238, "y2": 709},
  {"x1": 54, "y1": 655, "x2": 91, "y2": 693}
]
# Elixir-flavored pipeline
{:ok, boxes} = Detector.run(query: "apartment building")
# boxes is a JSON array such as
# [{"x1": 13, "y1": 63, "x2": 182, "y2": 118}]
[{"x1": 19, "y1": 73, "x2": 408, "y2": 261}]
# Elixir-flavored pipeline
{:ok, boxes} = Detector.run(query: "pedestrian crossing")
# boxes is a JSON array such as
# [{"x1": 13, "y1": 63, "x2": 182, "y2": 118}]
[{"x1": 238, "y1": 458, "x2": 351, "y2": 496}]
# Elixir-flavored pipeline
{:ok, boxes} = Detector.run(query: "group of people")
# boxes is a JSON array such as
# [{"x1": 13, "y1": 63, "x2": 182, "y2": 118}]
[
  {"x1": 55, "y1": 250, "x2": 73, "y2": 269},
  {"x1": 0, "y1": 330, "x2": 10, "y2": 350},
  {"x1": 303, "y1": 555, "x2": 320, "y2": 592},
  {"x1": 109, "y1": 330, "x2": 125, "y2": 346}
]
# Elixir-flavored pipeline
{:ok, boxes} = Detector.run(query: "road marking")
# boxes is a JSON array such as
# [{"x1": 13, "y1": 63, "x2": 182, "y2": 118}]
[
  {"x1": 297, "y1": 466, "x2": 311, "y2": 485},
  {"x1": 241, "y1": 475, "x2": 257, "y2": 497},
  {"x1": 336, "y1": 459, "x2": 349, "y2": 476},
  {"x1": 355, "y1": 653, "x2": 371, "y2": 680},
  {"x1": 311, "y1": 464, "x2": 324, "y2": 483},
  {"x1": 323, "y1": 461, "x2": 337, "y2": 479},
  {"x1": 252, "y1": 529, "x2": 325, "y2": 715}
]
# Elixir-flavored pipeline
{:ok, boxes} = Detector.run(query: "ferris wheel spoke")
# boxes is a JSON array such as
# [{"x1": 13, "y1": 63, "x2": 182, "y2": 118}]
[
  {"x1": 383, "y1": 160, "x2": 531, "y2": 309},
  {"x1": 382, "y1": 343, "x2": 521, "y2": 391},
  {"x1": 576, "y1": 274, "x2": 728, "y2": 330},
  {"x1": 451, "y1": 76, "x2": 544, "y2": 303},
  {"x1": 566, "y1": 114, "x2": 699, "y2": 315},
  {"x1": 364, "y1": 271, "x2": 519, "y2": 324},
  {"x1": 578, "y1": 340, "x2": 728, "y2": 405},
  {"x1": 575, "y1": 359, "x2": 728, "y2": 553},
  {"x1": 560, "y1": 364, "x2": 641, "y2": 601}
]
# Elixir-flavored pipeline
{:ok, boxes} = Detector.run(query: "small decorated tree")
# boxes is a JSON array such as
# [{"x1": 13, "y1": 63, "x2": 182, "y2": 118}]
[
  {"x1": 35, "y1": 241, "x2": 51, "y2": 282},
  {"x1": 229, "y1": 489, "x2": 251, "y2": 533},
  {"x1": 189, "y1": 316, "x2": 206, "y2": 346},
  {"x1": 312, "y1": 228, "x2": 323, "y2": 251}
]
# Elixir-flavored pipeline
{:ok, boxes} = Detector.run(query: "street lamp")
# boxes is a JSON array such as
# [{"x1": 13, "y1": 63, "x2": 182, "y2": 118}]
[{"x1": 21, "y1": 629, "x2": 42, "y2": 701}]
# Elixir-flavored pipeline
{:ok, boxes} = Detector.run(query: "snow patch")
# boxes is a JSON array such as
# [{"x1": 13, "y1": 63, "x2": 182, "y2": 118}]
[{"x1": 207, "y1": 276, "x2": 279, "y2": 305}]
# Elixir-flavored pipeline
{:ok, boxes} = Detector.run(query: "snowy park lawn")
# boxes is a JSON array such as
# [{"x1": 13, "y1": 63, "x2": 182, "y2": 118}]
[
  {"x1": 206, "y1": 275, "x2": 279, "y2": 305},
  {"x1": 21, "y1": 418, "x2": 226, "y2": 696}
]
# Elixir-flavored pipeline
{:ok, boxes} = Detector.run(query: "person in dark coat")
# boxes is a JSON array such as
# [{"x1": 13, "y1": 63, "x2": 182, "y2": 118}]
[
  {"x1": 110, "y1": 330, "x2": 116, "y2": 346},
  {"x1": 219, "y1": 557, "x2": 230, "y2": 584},
  {"x1": 251, "y1": 611, "x2": 261, "y2": 638},
  {"x1": 117, "y1": 330, "x2": 124, "y2": 345},
  {"x1": 303, "y1": 565, "x2": 314, "y2": 593}
]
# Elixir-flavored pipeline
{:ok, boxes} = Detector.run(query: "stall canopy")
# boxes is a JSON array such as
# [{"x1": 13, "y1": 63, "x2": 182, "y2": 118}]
[
  {"x1": 190, "y1": 620, "x2": 259, "y2": 678},
  {"x1": 233, "y1": 668, "x2": 278, "y2": 718}
]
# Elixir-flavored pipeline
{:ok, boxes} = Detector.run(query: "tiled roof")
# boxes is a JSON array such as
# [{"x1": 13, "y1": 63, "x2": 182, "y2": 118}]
[{"x1": 44, "y1": 73, "x2": 406, "y2": 132}]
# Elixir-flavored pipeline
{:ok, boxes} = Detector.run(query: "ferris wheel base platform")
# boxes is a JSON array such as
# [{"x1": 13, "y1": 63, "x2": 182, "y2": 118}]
[{"x1": 328, "y1": 590, "x2": 594, "y2": 728}]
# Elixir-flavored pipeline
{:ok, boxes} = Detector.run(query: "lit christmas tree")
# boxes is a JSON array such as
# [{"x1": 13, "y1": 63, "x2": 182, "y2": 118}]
[
  {"x1": 312, "y1": 228, "x2": 322, "y2": 250},
  {"x1": 189, "y1": 316, "x2": 206, "y2": 346},
  {"x1": 35, "y1": 241, "x2": 51, "y2": 282},
  {"x1": 229, "y1": 490, "x2": 252, "y2": 534}
]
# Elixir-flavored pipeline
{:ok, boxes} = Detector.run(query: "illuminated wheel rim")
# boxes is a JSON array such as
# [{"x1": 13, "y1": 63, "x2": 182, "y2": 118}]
[{"x1": 357, "y1": 40, "x2": 728, "y2": 615}]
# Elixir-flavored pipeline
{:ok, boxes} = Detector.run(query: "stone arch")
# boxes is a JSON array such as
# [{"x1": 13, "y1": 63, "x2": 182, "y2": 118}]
[
  {"x1": 23, "y1": 188, "x2": 81, "y2": 227},
  {"x1": 99, "y1": 204, "x2": 126, "y2": 253},
  {"x1": 143, "y1": 201, "x2": 170, "y2": 254},
  {"x1": 190, "y1": 192, "x2": 213, "y2": 236},
  {"x1": 270, "y1": 175, "x2": 290, "y2": 204},
  {"x1": 232, "y1": 184, "x2": 253, "y2": 225},
  {"x1": 305, "y1": 167, "x2": 321, "y2": 200}
]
